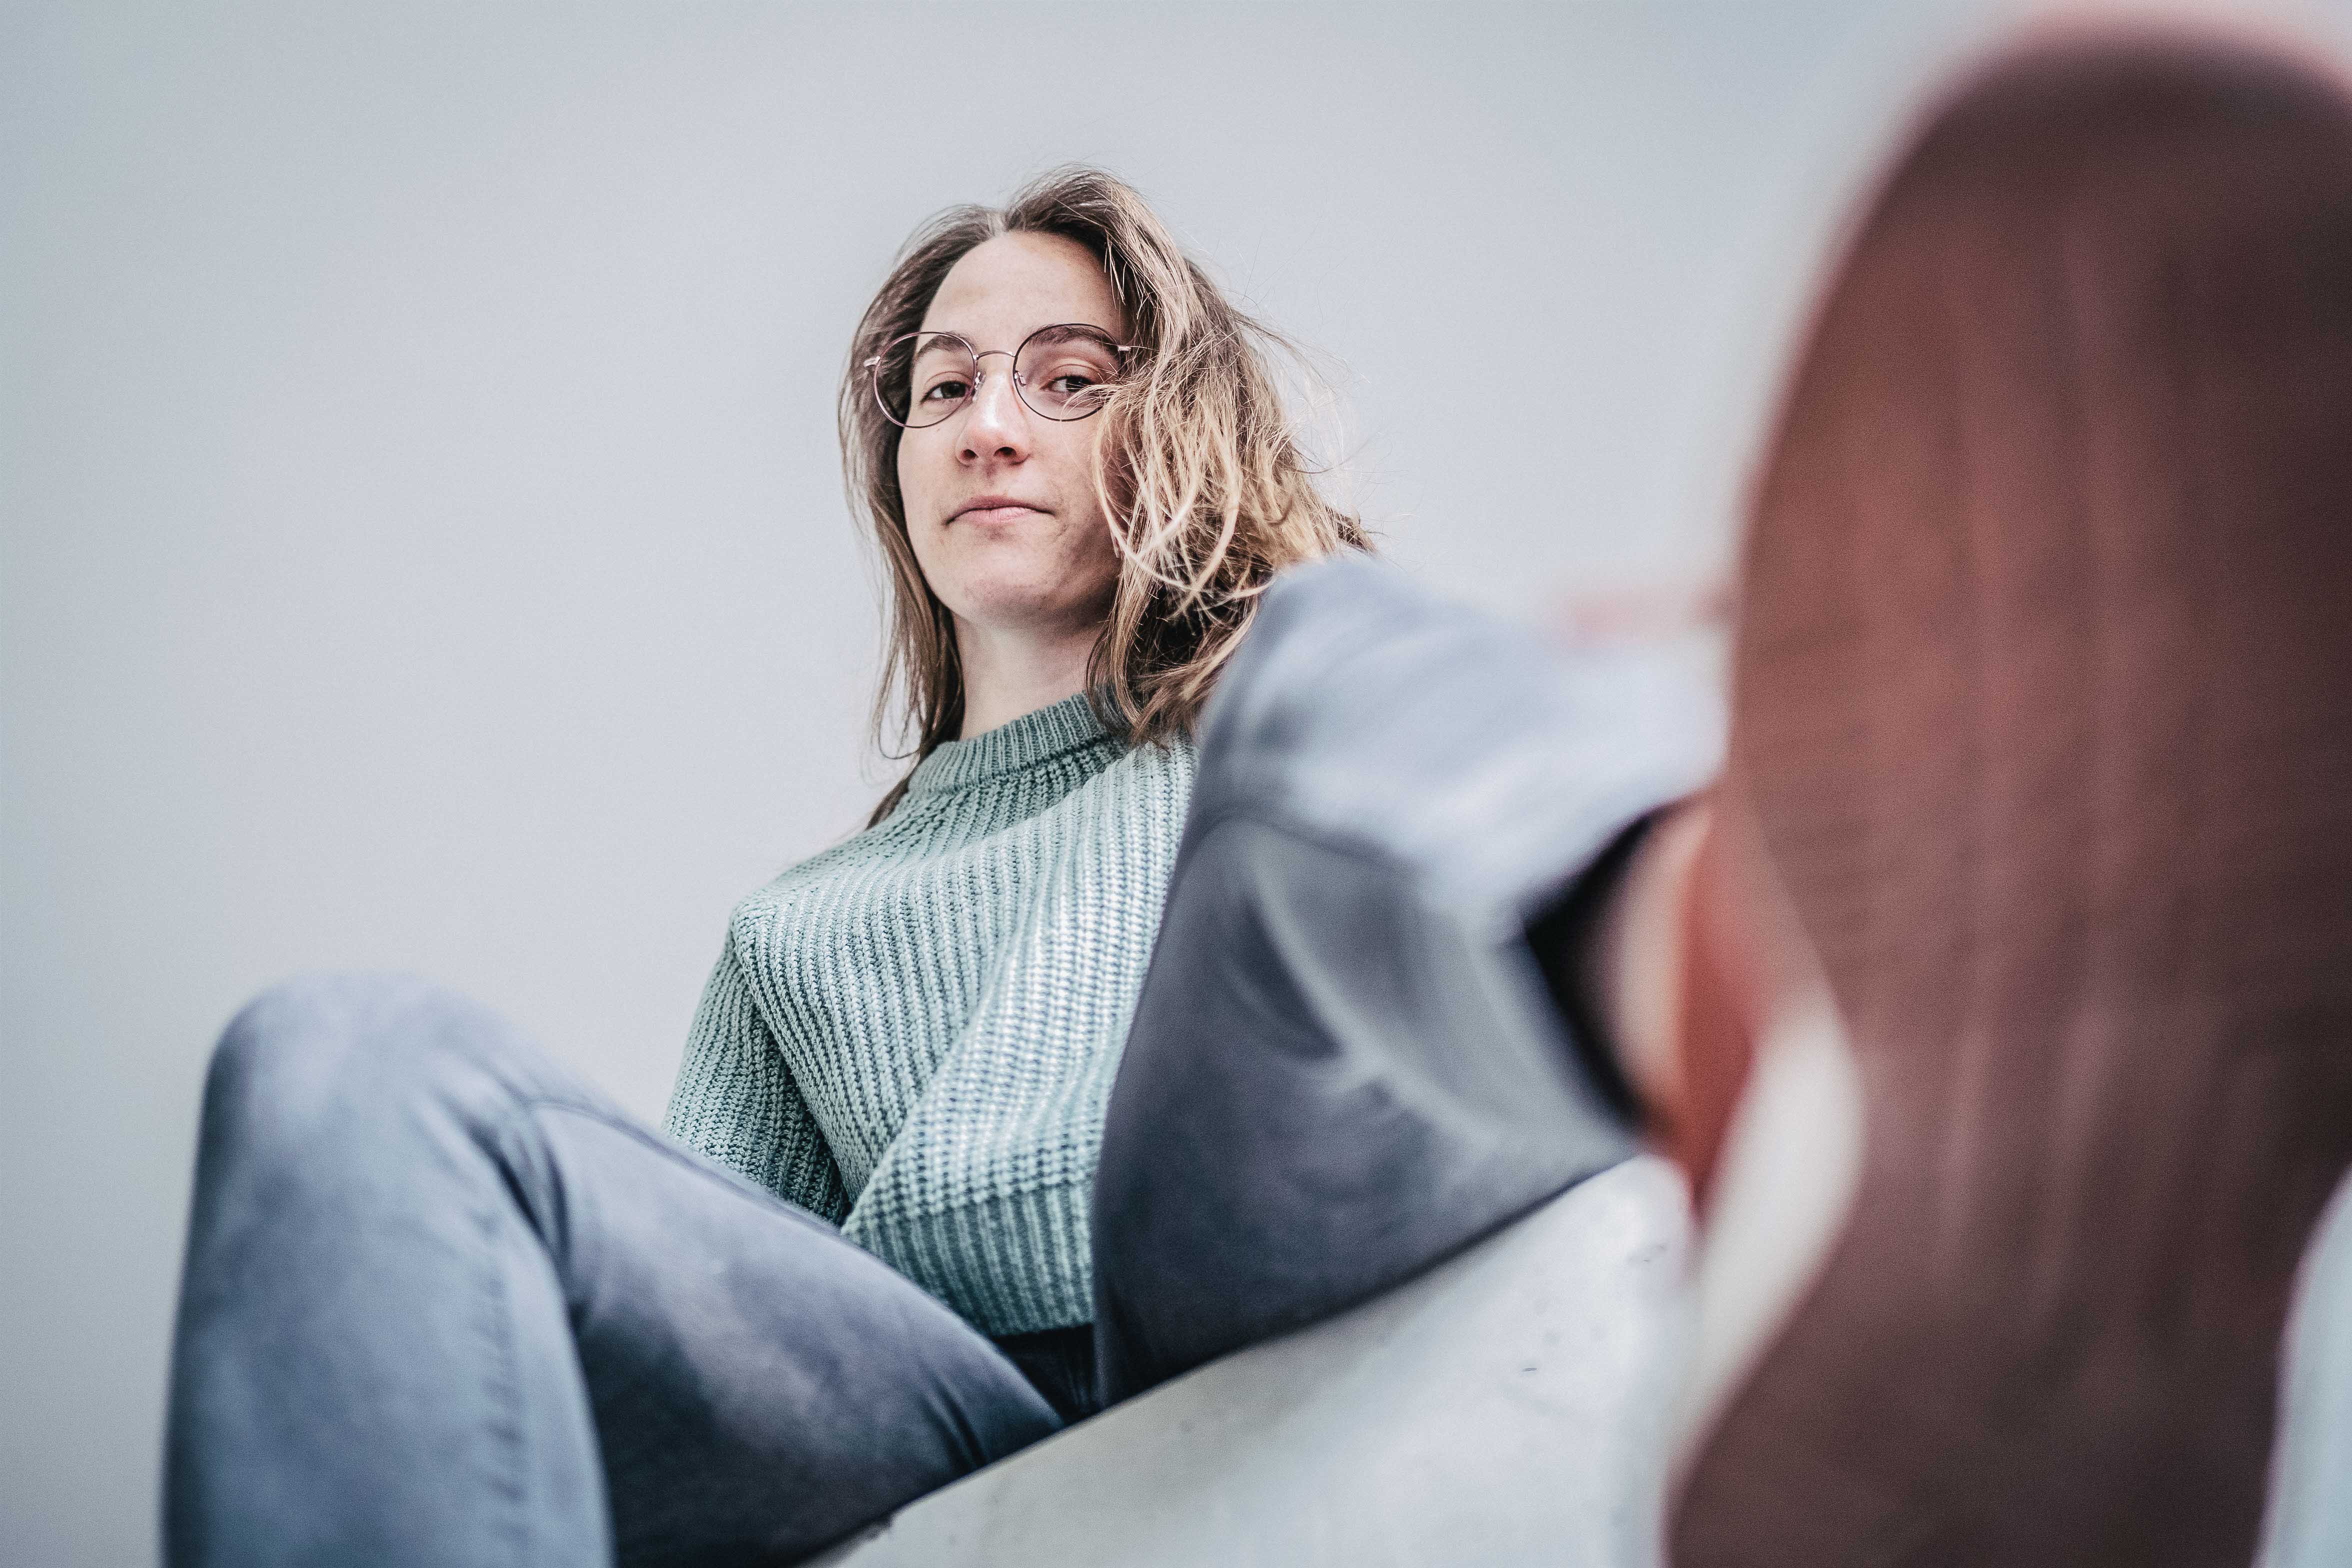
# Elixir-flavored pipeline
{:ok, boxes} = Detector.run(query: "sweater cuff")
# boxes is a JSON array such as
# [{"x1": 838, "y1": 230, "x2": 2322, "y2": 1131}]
[{"x1": 844, "y1": 1178, "x2": 1097, "y2": 1338}]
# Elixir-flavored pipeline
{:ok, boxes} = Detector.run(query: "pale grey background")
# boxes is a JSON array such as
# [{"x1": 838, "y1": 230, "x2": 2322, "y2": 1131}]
[{"x1": 8, "y1": 3, "x2": 2350, "y2": 1563}]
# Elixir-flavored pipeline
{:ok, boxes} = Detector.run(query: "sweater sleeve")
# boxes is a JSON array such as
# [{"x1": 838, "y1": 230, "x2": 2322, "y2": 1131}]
[{"x1": 664, "y1": 926, "x2": 852, "y2": 1224}]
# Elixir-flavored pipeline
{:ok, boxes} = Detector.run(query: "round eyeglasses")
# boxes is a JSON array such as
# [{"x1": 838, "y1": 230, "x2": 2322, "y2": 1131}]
[{"x1": 865, "y1": 323, "x2": 1140, "y2": 429}]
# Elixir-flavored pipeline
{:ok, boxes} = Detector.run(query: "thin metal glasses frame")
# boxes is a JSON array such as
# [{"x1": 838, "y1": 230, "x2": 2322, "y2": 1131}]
[{"x1": 864, "y1": 322, "x2": 1142, "y2": 429}]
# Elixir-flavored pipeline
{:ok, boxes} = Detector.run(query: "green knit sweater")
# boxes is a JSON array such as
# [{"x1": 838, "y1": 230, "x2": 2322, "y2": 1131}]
[{"x1": 663, "y1": 692, "x2": 1196, "y2": 1335}]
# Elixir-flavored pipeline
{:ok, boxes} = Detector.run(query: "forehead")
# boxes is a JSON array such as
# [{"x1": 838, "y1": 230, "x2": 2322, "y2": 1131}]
[{"x1": 918, "y1": 232, "x2": 1125, "y2": 341}]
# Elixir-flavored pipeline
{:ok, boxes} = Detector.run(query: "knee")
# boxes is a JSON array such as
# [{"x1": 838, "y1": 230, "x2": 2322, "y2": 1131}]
[{"x1": 200, "y1": 972, "x2": 511, "y2": 1156}]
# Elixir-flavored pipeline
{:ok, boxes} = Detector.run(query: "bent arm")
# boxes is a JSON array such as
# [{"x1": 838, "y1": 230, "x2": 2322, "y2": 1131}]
[{"x1": 665, "y1": 928, "x2": 851, "y2": 1223}]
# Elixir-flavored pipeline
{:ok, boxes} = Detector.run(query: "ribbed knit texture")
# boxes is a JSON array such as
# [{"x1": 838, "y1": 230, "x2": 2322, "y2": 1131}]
[{"x1": 663, "y1": 692, "x2": 1196, "y2": 1335}]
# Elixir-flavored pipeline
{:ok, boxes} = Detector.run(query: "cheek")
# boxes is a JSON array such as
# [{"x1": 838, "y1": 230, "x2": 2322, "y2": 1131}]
[
  {"x1": 1045, "y1": 427, "x2": 1116, "y2": 548},
  {"x1": 896, "y1": 435, "x2": 953, "y2": 580},
  {"x1": 1047, "y1": 458, "x2": 1118, "y2": 600},
  {"x1": 1070, "y1": 498, "x2": 1120, "y2": 590},
  {"x1": 894, "y1": 433, "x2": 938, "y2": 532}
]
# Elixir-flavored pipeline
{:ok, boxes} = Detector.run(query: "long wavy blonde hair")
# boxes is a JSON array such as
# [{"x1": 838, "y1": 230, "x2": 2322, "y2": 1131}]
[{"x1": 842, "y1": 166, "x2": 1367, "y2": 823}]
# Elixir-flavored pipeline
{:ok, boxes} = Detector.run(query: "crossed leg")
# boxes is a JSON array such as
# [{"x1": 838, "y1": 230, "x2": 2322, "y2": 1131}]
[{"x1": 165, "y1": 974, "x2": 1056, "y2": 1568}]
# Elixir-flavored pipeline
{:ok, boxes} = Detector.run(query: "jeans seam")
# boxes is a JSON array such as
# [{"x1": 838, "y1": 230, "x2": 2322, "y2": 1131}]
[{"x1": 466, "y1": 1200, "x2": 531, "y2": 1568}]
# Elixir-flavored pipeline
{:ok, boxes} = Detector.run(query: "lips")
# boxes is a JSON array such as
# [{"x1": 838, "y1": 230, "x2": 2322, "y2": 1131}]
[{"x1": 950, "y1": 496, "x2": 1048, "y2": 524}]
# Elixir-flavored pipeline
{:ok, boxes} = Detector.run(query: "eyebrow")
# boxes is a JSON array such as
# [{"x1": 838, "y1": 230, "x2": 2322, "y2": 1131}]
[{"x1": 914, "y1": 322, "x2": 1124, "y2": 348}]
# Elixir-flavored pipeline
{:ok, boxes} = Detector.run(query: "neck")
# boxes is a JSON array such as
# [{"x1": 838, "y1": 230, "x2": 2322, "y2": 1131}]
[{"x1": 954, "y1": 614, "x2": 1104, "y2": 738}]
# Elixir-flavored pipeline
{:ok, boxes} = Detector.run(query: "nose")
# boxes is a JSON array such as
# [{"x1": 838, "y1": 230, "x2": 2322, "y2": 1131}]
[{"x1": 958, "y1": 354, "x2": 1032, "y2": 466}]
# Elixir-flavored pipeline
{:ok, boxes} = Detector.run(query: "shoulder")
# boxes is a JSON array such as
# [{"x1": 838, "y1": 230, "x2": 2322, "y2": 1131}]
[
  {"x1": 1096, "y1": 730, "x2": 1198, "y2": 806},
  {"x1": 1054, "y1": 733, "x2": 1196, "y2": 858},
  {"x1": 1115, "y1": 728, "x2": 1199, "y2": 777},
  {"x1": 725, "y1": 813, "x2": 900, "y2": 926}
]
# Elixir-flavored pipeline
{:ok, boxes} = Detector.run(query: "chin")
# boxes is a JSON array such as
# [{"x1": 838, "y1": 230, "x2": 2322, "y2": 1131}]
[
  {"x1": 930, "y1": 536, "x2": 1110, "y2": 624},
  {"x1": 954, "y1": 574, "x2": 1106, "y2": 628}
]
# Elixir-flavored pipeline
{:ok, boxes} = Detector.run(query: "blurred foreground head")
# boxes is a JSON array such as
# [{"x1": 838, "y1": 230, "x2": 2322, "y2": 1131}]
[{"x1": 1690, "y1": 24, "x2": 2352, "y2": 1565}]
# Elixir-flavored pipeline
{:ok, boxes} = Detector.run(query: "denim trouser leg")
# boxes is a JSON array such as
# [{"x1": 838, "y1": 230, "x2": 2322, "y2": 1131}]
[
  {"x1": 1092, "y1": 556, "x2": 1724, "y2": 1400},
  {"x1": 164, "y1": 974, "x2": 1056, "y2": 1568}
]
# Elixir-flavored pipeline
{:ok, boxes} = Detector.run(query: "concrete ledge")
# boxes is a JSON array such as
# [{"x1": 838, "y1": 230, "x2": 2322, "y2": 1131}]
[{"x1": 807, "y1": 1156, "x2": 1692, "y2": 1568}]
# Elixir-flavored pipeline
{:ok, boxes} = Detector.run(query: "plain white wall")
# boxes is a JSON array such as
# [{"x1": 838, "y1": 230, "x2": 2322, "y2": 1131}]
[{"x1": 7, "y1": 3, "x2": 2348, "y2": 1562}]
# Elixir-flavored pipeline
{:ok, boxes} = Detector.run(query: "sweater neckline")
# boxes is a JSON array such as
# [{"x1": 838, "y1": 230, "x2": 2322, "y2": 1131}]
[{"x1": 904, "y1": 692, "x2": 1114, "y2": 797}]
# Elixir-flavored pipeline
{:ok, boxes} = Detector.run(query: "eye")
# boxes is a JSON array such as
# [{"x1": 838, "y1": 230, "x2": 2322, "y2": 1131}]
[{"x1": 918, "y1": 377, "x2": 971, "y2": 405}]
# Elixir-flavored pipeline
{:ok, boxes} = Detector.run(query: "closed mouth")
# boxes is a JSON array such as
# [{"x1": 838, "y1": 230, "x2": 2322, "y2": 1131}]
[{"x1": 951, "y1": 498, "x2": 1048, "y2": 524}]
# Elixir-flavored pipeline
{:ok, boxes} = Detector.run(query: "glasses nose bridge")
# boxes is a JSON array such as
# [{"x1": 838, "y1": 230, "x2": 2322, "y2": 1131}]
[
  {"x1": 962, "y1": 344, "x2": 1030, "y2": 426},
  {"x1": 970, "y1": 344, "x2": 1028, "y2": 388}
]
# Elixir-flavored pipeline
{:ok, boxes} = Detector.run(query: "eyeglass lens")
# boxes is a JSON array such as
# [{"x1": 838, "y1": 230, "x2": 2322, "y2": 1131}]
[{"x1": 877, "y1": 326, "x2": 1125, "y2": 428}]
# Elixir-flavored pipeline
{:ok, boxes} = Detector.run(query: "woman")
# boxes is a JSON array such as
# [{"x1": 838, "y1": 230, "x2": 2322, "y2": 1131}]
[
  {"x1": 164, "y1": 168, "x2": 1706, "y2": 1566},
  {"x1": 660, "y1": 173, "x2": 1364, "y2": 1412}
]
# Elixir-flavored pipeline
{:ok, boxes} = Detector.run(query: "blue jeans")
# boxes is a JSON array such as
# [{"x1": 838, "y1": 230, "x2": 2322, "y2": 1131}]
[
  {"x1": 166, "y1": 974, "x2": 1062, "y2": 1566},
  {"x1": 164, "y1": 559, "x2": 1718, "y2": 1566}
]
